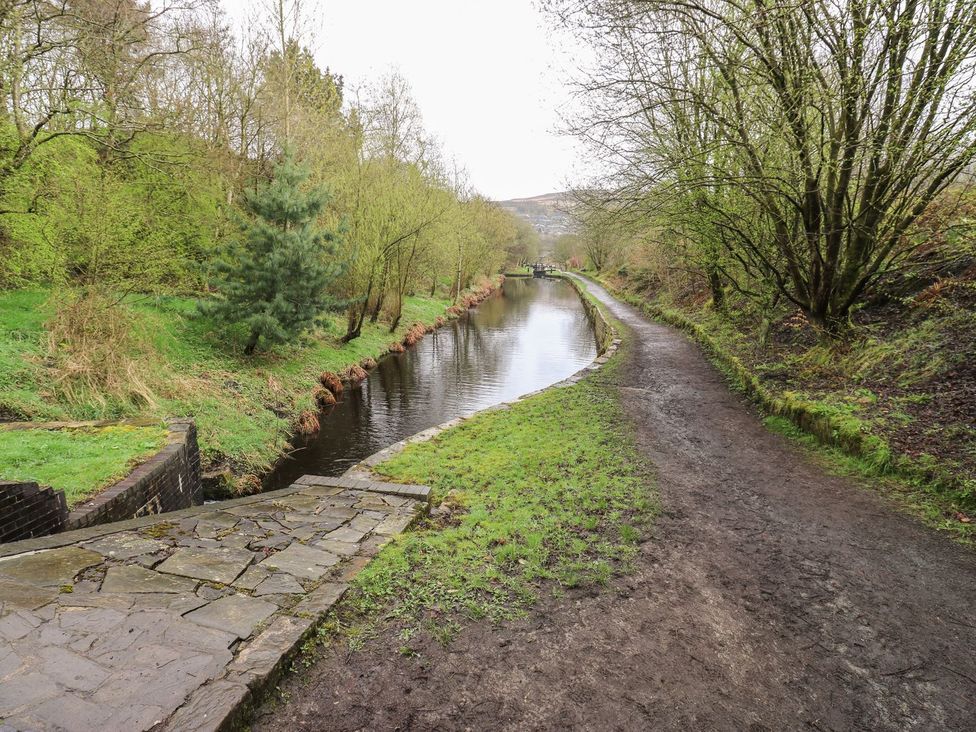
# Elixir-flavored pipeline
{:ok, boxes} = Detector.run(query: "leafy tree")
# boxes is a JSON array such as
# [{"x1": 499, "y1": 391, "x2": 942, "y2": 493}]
[
  {"x1": 204, "y1": 151, "x2": 344, "y2": 355},
  {"x1": 0, "y1": 129, "x2": 225, "y2": 292}
]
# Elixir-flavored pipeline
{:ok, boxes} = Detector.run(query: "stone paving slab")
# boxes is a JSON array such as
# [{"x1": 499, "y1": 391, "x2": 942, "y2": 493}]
[
  {"x1": 156, "y1": 546, "x2": 255, "y2": 585},
  {"x1": 100, "y1": 565, "x2": 198, "y2": 594},
  {"x1": 0, "y1": 476, "x2": 429, "y2": 731}
]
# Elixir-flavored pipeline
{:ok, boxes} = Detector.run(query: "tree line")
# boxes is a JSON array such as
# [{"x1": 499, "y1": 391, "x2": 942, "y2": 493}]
[
  {"x1": 550, "y1": 0, "x2": 976, "y2": 336},
  {"x1": 0, "y1": 0, "x2": 538, "y2": 353}
]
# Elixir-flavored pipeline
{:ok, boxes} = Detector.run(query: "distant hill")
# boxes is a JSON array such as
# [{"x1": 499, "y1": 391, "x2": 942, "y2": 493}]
[{"x1": 496, "y1": 192, "x2": 578, "y2": 242}]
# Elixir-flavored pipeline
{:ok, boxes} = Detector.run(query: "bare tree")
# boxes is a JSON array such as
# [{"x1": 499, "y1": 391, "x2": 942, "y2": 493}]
[{"x1": 555, "y1": 0, "x2": 976, "y2": 332}]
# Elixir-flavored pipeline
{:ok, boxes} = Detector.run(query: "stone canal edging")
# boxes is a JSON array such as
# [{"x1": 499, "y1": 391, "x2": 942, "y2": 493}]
[
  {"x1": 344, "y1": 271, "x2": 621, "y2": 482},
  {"x1": 0, "y1": 475, "x2": 430, "y2": 731},
  {"x1": 554, "y1": 272, "x2": 616, "y2": 354}
]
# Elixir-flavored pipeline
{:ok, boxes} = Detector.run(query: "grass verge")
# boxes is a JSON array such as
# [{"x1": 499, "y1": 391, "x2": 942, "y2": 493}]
[
  {"x1": 0, "y1": 424, "x2": 167, "y2": 506},
  {"x1": 763, "y1": 416, "x2": 974, "y2": 544},
  {"x1": 319, "y1": 355, "x2": 656, "y2": 650}
]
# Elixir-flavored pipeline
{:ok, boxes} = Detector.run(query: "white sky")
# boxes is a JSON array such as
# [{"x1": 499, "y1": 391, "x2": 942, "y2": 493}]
[{"x1": 222, "y1": 0, "x2": 587, "y2": 200}]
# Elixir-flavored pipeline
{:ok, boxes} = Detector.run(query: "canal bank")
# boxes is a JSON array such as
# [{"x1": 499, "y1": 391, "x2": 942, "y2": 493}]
[
  {"x1": 342, "y1": 271, "x2": 620, "y2": 482},
  {"x1": 204, "y1": 276, "x2": 506, "y2": 497},
  {"x1": 0, "y1": 280, "x2": 502, "y2": 515}
]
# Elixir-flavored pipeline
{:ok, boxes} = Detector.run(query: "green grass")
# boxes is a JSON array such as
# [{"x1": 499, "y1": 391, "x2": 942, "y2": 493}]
[
  {"x1": 0, "y1": 290, "x2": 62, "y2": 420},
  {"x1": 0, "y1": 287, "x2": 467, "y2": 473},
  {"x1": 0, "y1": 424, "x2": 167, "y2": 506},
  {"x1": 328, "y1": 356, "x2": 656, "y2": 647},
  {"x1": 131, "y1": 291, "x2": 453, "y2": 471}
]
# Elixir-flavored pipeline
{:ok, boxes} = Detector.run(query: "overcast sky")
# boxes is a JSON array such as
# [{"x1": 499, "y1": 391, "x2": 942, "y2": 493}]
[{"x1": 222, "y1": 0, "x2": 586, "y2": 201}]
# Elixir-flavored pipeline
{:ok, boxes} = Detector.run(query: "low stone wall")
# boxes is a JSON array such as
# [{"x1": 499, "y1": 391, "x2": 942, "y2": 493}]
[
  {"x1": 0, "y1": 481, "x2": 68, "y2": 542},
  {"x1": 553, "y1": 272, "x2": 615, "y2": 354},
  {"x1": 66, "y1": 419, "x2": 203, "y2": 530}
]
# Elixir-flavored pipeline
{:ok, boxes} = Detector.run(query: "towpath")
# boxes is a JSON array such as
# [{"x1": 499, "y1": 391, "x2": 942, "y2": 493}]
[{"x1": 258, "y1": 276, "x2": 976, "y2": 731}]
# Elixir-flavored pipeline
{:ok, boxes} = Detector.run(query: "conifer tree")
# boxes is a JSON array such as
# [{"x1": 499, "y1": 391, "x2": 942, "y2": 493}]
[{"x1": 206, "y1": 152, "x2": 344, "y2": 355}]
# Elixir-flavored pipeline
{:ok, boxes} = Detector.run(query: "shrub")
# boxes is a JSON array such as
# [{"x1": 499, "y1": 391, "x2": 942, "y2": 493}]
[{"x1": 45, "y1": 290, "x2": 157, "y2": 410}]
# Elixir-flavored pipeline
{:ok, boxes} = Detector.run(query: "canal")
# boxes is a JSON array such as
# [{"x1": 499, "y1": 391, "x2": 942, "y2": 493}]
[{"x1": 267, "y1": 277, "x2": 597, "y2": 485}]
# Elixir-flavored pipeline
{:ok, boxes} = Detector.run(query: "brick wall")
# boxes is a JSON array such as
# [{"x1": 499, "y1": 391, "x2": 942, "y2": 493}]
[
  {"x1": 0, "y1": 481, "x2": 69, "y2": 542},
  {"x1": 66, "y1": 420, "x2": 203, "y2": 530}
]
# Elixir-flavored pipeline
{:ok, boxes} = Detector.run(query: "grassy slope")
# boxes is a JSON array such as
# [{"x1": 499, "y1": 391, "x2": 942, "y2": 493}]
[
  {"x1": 322, "y1": 355, "x2": 656, "y2": 648},
  {"x1": 0, "y1": 424, "x2": 166, "y2": 506},
  {"x1": 0, "y1": 288, "x2": 456, "y2": 474}
]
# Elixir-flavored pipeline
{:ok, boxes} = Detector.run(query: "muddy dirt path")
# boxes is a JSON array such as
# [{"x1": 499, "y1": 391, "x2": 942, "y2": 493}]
[{"x1": 255, "y1": 279, "x2": 976, "y2": 731}]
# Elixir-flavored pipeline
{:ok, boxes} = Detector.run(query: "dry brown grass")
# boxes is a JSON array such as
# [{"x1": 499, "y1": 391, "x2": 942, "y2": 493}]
[
  {"x1": 44, "y1": 290, "x2": 158, "y2": 410},
  {"x1": 319, "y1": 371, "x2": 343, "y2": 397},
  {"x1": 235, "y1": 474, "x2": 262, "y2": 496},
  {"x1": 403, "y1": 322, "x2": 428, "y2": 347},
  {"x1": 341, "y1": 364, "x2": 368, "y2": 384},
  {"x1": 296, "y1": 410, "x2": 320, "y2": 435},
  {"x1": 313, "y1": 385, "x2": 336, "y2": 408}
]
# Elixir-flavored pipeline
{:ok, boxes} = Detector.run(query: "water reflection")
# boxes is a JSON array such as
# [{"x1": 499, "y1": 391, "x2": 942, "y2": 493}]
[{"x1": 267, "y1": 278, "x2": 597, "y2": 486}]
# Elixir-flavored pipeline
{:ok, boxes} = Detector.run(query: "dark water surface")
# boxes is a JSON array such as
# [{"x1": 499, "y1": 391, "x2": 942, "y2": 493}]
[{"x1": 267, "y1": 278, "x2": 597, "y2": 487}]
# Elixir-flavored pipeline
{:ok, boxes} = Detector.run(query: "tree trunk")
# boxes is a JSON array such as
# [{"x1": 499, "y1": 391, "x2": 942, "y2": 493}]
[
  {"x1": 806, "y1": 306, "x2": 844, "y2": 342},
  {"x1": 370, "y1": 260, "x2": 389, "y2": 323},
  {"x1": 369, "y1": 291, "x2": 385, "y2": 323},
  {"x1": 708, "y1": 269, "x2": 724, "y2": 309},
  {"x1": 244, "y1": 330, "x2": 260, "y2": 356},
  {"x1": 343, "y1": 306, "x2": 364, "y2": 342}
]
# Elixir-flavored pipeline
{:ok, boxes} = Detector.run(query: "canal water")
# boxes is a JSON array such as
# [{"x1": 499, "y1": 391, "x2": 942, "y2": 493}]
[{"x1": 267, "y1": 277, "x2": 597, "y2": 486}]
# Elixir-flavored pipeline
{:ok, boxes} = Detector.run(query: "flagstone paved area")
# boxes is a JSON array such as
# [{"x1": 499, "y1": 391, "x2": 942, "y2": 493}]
[{"x1": 0, "y1": 475, "x2": 429, "y2": 732}]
